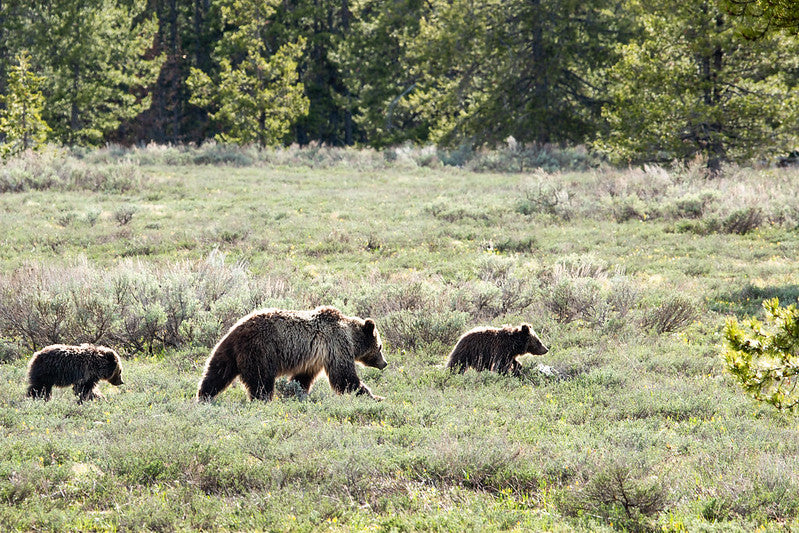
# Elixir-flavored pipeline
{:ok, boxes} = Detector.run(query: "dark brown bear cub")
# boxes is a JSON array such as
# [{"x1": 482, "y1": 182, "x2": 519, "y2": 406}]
[
  {"x1": 446, "y1": 324, "x2": 548, "y2": 375},
  {"x1": 27, "y1": 344, "x2": 124, "y2": 403},
  {"x1": 197, "y1": 306, "x2": 387, "y2": 402}
]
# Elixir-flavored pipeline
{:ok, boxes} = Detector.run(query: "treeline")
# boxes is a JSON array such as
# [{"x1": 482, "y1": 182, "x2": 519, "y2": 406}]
[{"x1": 0, "y1": 0, "x2": 798, "y2": 168}]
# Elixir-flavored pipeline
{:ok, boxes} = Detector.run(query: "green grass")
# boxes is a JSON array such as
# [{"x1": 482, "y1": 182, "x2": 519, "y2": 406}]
[{"x1": 1, "y1": 149, "x2": 799, "y2": 531}]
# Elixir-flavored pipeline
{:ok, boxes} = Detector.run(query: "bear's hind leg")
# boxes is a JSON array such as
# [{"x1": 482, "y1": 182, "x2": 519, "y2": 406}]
[
  {"x1": 446, "y1": 347, "x2": 470, "y2": 374},
  {"x1": 240, "y1": 372, "x2": 275, "y2": 401},
  {"x1": 290, "y1": 372, "x2": 317, "y2": 394},
  {"x1": 197, "y1": 355, "x2": 239, "y2": 402},
  {"x1": 27, "y1": 383, "x2": 52, "y2": 401}
]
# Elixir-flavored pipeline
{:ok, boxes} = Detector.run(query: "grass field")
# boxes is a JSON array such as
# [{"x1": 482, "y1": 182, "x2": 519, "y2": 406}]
[{"x1": 1, "y1": 147, "x2": 799, "y2": 531}]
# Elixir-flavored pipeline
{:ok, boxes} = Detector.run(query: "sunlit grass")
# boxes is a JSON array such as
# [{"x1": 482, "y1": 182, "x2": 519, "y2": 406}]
[{"x1": 1, "y1": 149, "x2": 799, "y2": 530}]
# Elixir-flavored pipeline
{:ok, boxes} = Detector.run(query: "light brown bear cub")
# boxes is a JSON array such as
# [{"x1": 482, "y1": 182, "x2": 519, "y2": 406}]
[
  {"x1": 27, "y1": 344, "x2": 124, "y2": 403},
  {"x1": 197, "y1": 306, "x2": 387, "y2": 402},
  {"x1": 446, "y1": 324, "x2": 548, "y2": 375}
]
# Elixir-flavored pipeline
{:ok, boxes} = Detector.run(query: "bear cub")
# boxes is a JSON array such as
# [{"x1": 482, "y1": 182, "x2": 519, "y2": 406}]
[
  {"x1": 446, "y1": 324, "x2": 548, "y2": 376},
  {"x1": 27, "y1": 344, "x2": 124, "y2": 403},
  {"x1": 197, "y1": 306, "x2": 387, "y2": 402}
]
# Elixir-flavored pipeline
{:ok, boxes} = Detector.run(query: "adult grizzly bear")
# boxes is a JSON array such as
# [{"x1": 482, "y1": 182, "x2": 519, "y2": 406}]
[
  {"x1": 27, "y1": 344, "x2": 124, "y2": 402},
  {"x1": 446, "y1": 324, "x2": 548, "y2": 375},
  {"x1": 197, "y1": 306, "x2": 387, "y2": 402}
]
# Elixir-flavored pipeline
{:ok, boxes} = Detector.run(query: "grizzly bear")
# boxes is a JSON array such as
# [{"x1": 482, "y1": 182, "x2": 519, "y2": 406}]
[
  {"x1": 26, "y1": 344, "x2": 124, "y2": 403},
  {"x1": 197, "y1": 306, "x2": 387, "y2": 402},
  {"x1": 446, "y1": 324, "x2": 548, "y2": 375}
]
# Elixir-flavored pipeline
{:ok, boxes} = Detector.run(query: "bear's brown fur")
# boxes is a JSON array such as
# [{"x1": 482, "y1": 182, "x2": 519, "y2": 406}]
[
  {"x1": 197, "y1": 306, "x2": 387, "y2": 402},
  {"x1": 26, "y1": 344, "x2": 124, "y2": 403},
  {"x1": 446, "y1": 324, "x2": 548, "y2": 375}
]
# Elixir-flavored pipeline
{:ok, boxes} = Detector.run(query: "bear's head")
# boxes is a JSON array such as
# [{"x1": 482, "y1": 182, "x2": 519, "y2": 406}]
[
  {"x1": 520, "y1": 324, "x2": 548, "y2": 355},
  {"x1": 97, "y1": 346, "x2": 124, "y2": 386},
  {"x1": 355, "y1": 319, "x2": 388, "y2": 370}
]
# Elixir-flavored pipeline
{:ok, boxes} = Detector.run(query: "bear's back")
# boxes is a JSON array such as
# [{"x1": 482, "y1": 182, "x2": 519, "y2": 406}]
[
  {"x1": 28, "y1": 345, "x2": 94, "y2": 386},
  {"x1": 458, "y1": 325, "x2": 531, "y2": 356},
  {"x1": 223, "y1": 307, "x2": 345, "y2": 357}
]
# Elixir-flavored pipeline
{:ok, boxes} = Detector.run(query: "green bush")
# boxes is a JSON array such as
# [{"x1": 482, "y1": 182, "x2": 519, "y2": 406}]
[
  {"x1": 0, "y1": 252, "x2": 285, "y2": 355},
  {"x1": 380, "y1": 309, "x2": 470, "y2": 352},
  {"x1": 562, "y1": 462, "x2": 669, "y2": 532},
  {"x1": 723, "y1": 297, "x2": 799, "y2": 411},
  {"x1": 0, "y1": 149, "x2": 144, "y2": 192},
  {"x1": 722, "y1": 207, "x2": 762, "y2": 235},
  {"x1": 641, "y1": 296, "x2": 698, "y2": 334}
]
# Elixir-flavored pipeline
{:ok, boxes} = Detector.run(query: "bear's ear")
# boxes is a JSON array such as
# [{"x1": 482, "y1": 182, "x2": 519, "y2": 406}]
[
  {"x1": 364, "y1": 319, "x2": 376, "y2": 335},
  {"x1": 521, "y1": 324, "x2": 531, "y2": 334},
  {"x1": 104, "y1": 349, "x2": 118, "y2": 362}
]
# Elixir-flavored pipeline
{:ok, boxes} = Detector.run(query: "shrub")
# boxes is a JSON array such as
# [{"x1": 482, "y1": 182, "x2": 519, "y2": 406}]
[
  {"x1": 516, "y1": 177, "x2": 572, "y2": 219},
  {"x1": 722, "y1": 207, "x2": 762, "y2": 235},
  {"x1": 0, "y1": 253, "x2": 291, "y2": 355},
  {"x1": 451, "y1": 280, "x2": 502, "y2": 319},
  {"x1": 541, "y1": 256, "x2": 633, "y2": 326},
  {"x1": 724, "y1": 297, "x2": 799, "y2": 411},
  {"x1": 75, "y1": 142, "x2": 601, "y2": 173},
  {"x1": 567, "y1": 462, "x2": 669, "y2": 530},
  {"x1": 610, "y1": 194, "x2": 649, "y2": 222},
  {"x1": 380, "y1": 309, "x2": 470, "y2": 352},
  {"x1": 0, "y1": 338, "x2": 23, "y2": 363},
  {"x1": 669, "y1": 191, "x2": 718, "y2": 219},
  {"x1": 640, "y1": 296, "x2": 697, "y2": 334},
  {"x1": 476, "y1": 255, "x2": 536, "y2": 316},
  {"x1": 114, "y1": 205, "x2": 137, "y2": 226},
  {"x1": 546, "y1": 277, "x2": 602, "y2": 323},
  {"x1": 0, "y1": 149, "x2": 144, "y2": 192},
  {"x1": 461, "y1": 142, "x2": 598, "y2": 173},
  {"x1": 84, "y1": 208, "x2": 101, "y2": 227},
  {"x1": 350, "y1": 278, "x2": 435, "y2": 318}
]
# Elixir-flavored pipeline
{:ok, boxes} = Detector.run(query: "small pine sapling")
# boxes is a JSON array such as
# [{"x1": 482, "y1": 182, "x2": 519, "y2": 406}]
[{"x1": 723, "y1": 298, "x2": 799, "y2": 411}]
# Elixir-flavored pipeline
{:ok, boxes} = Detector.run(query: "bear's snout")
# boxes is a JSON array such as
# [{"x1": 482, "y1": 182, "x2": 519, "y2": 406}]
[{"x1": 376, "y1": 360, "x2": 388, "y2": 370}]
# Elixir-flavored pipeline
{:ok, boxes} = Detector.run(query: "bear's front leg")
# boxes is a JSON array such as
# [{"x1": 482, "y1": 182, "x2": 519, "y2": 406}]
[
  {"x1": 493, "y1": 356, "x2": 518, "y2": 375},
  {"x1": 355, "y1": 383, "x2": 384, "y2": 402},
  {"x1": 74, "y1": 382, "x2": 103, "y2": 403},
  {"x1": 327, "y1": 362, "x2": 383, "y2": 401}
]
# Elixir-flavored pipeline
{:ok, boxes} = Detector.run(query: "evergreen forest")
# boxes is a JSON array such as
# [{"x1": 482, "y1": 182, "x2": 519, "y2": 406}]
[{"x1": 2, "y1": 0, "x2": 799, "y2": 167}]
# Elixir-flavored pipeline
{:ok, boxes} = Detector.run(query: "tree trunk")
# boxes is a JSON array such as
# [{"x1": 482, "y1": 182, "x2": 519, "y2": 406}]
[
  {"x1": 341, "y1": 0, "x2": 352, "y2": 145},
  {"x1": 0, "y1": 0, "x2": 6, "y2": 102},
  {"x1": 530, "y1": 0, "x2": 550, "y2": 144},
  {"x1": 258, "y1": 110, "x2": 266, "y2": 147},
  {"x1": 168, "y1": 0, "x2": 181, "y2": 142},
  {"x1": 70, "y1": 63, "x2": 80, "y2": 144},
  {"x1": 701, "y1": 10, "x2": 726, "y2": 173}
]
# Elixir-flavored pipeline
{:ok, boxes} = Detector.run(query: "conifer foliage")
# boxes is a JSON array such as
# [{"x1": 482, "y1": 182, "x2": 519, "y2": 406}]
[
  {"x1": 0, "y1": 51, "x2": 49, "y2": 157},
  {"x1": 724, "y1": 298, "x2": 799, "y2": 411}
]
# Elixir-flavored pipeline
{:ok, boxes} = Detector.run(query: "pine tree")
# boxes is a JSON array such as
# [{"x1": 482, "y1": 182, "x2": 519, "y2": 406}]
[
  {"x1": 186, "y1": 0, "x2": 309, "y2": 147},
  {"x1": 333, "y1": 0, "x2": 430, "y2": 147},
  {"x1": 23, "y1": 0, "x2": 163, "y2": 145},
  {"x1": 0, "y1": 51, "x2": 49, "y2": 157},
  {"x1": 340, "y1": 0, "x2": 630, "y2": 148},
  {"x1": 597, "y1": 0, "x2": 799, "y2": 170},
  {"x1": 724, "y1": 298, "x2": 799, "y2": 412}
]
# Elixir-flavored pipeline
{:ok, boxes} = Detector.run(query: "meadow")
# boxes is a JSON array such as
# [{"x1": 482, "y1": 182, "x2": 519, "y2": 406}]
[{"x1": 1, "y1": 145, "x2": 799, "y2": 531}]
